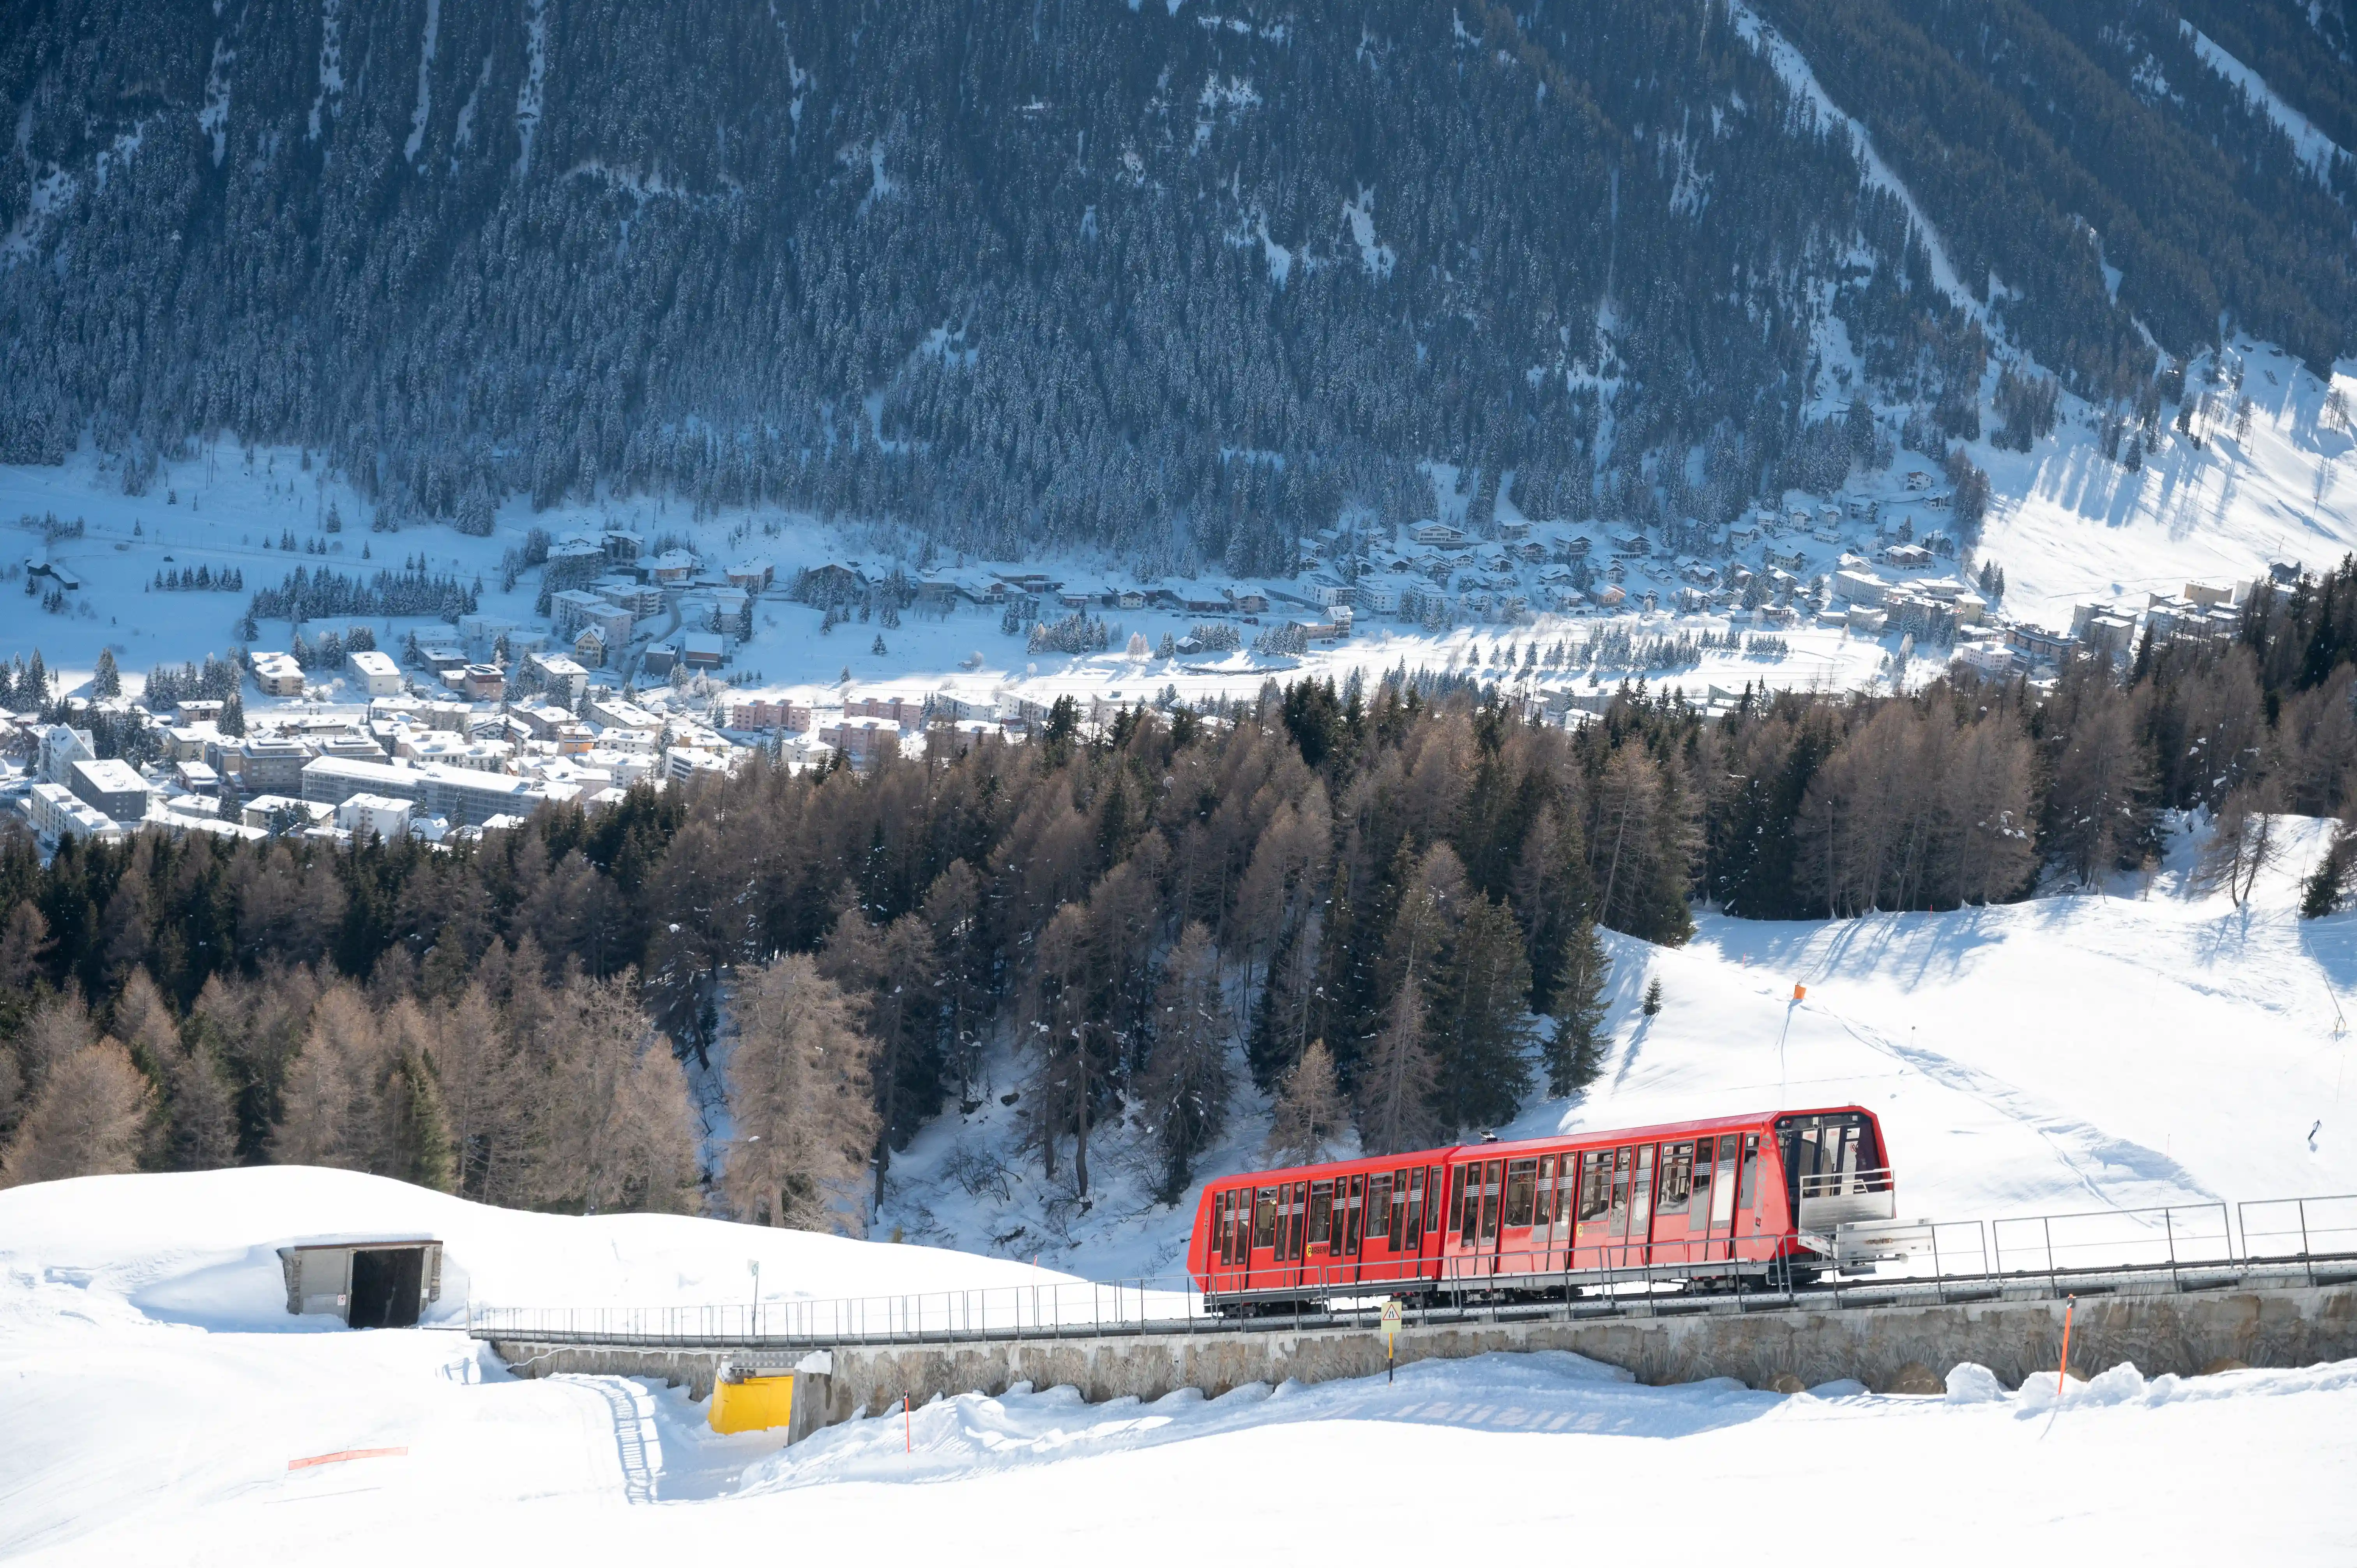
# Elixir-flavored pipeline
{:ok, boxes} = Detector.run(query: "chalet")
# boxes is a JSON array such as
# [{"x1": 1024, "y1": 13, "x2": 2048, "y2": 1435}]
[
  {"x1": 679, "y1": 631, "x2": 727, "y2": 670},
  {"x1": 647, "y1": 549, "x2": 699, "y2": 586},
  {"x1": 1412, "y1": 522, "x2": 1465, "y2": 546}
]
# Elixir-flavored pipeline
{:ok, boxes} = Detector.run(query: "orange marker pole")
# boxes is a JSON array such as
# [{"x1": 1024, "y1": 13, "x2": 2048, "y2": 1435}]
[
  {"x1": 905, "y1": 1391, "x2": 912, "y2": 1453},
  {"x1": 2056, "y1": 1295, "x2": 2075, "y2": 1398}
]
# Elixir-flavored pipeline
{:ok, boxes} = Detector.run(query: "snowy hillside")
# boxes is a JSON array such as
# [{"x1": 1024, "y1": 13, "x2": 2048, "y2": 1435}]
[
  {"x1": 5, "y1": 1161, "x2": 2355, "y2": 1564},
  {"x1": 876, "y1": 813, "x2": 2357, "y2": 1278}
]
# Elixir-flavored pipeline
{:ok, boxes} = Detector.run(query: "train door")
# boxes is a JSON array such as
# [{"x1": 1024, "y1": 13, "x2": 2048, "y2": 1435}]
[
  {"x1": 1691, "y1": 1133, "x2": 1743, "y2": 1262},
  {"x1": 1449, "y1": 1158, "x2": 1505, "y2": 1281},
  {"x1": 1544, "y1": 1153, "x2": 1575, "y2": 1269},
  {"x1": 1393, "y1": 1164, "x2": 1437, "y2": 1283},
  {"x1": 1624, "y1": 1145, "x2": 1659, "y2": 1269},
  {"x1": 1275, "y1": 1181, "x2": 1306, "y2": 1287},
  {"x1": 1495, "y1": 1157, "x2": 1541, "y2": 1275},
  {"x1": 1647, "y1": 1142, "x2": 1697, "y2": 1264},
  {"x1": 1209, "y1": 1189, "x2": 1240, "y2": 1291},
  {"x1": 1341, "y1": 1172, "x2": 1366, "y2": 1284},
  {"x1": 1304, "y1": 1180, "x2": 1336, "y2": 1287},
  {"x1": 1246, "y1": 1186, "x2": 1279, "y2": 1291},
  {"x1": 1361, "y1": 1171, "x2": 1396, "y2": 1282},
  {"x1": 1572, "y1": 1148, "x2": 1613, "y2": 1273}
]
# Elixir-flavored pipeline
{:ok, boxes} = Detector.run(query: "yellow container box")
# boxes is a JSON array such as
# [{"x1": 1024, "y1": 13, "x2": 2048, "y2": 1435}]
[{"x1": 710, "y1": 1372, "x2": 795, "y2": 1435}]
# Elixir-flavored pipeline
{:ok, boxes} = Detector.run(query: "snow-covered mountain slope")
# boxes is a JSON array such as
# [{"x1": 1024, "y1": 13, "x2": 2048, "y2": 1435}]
[
  {"x1": 1976, "y1": 337, "x2": 2357, "y2": 632},
  {"x1": 877, "y1": 813, "x2": 2357, "y2": 1278},
  {"x1": 4, "y1": 1163, "x2": 2355, "y2": 1564}
]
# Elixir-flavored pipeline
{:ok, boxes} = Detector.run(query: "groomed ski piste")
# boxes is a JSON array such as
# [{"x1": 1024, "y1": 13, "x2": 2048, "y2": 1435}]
[{"x1": 7, "y1": 825, "x2": 2357, "y2": 1564}]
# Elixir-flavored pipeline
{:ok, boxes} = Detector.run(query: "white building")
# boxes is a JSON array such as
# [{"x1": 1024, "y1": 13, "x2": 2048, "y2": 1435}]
[
  {"x1": 29, "y1": 780, "x2": 121, "y2": 843},
  {"x1": 347, "y1": 649, "x2": 403, "y2": 696},
  {"x1": 336, "y1": 793, "x2": 416, "y2": 841},
  {"x1": 252, "y1": 655, "x2": 306, "y2": 697},
  {"x1": 525, "y1": 652, "x2": 590, "y2": 705},
  {"x1": 37, "y1": 724, "x2": 94, "y2": 786}
]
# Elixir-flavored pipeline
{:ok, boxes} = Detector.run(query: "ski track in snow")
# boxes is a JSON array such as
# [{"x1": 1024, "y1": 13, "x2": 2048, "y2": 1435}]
[{"x1": 1816, "y1": 1002, "x2": 2217, "y2": 1210}]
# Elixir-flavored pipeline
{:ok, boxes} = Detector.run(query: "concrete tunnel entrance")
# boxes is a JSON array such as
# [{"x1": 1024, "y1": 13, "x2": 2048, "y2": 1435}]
[{"x1": 278, "y1": 1240, "x2": 444, "y2": 1328}]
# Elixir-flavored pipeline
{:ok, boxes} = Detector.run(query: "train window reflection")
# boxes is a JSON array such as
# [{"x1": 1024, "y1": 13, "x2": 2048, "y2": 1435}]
[
  {"x1": 1657, "y1": 1142, "x2": 1694, "y2": 1214},
  {"x1": 1253, "y1": 1188, "x2": 1277, "y2": 1250},
  {"x1": 1503, "y1": 1160, "x2": 1537, "y2": 1228},
  {"x1": 1578, "y1": 1151, "x2": 1610, "y2": 1222}
]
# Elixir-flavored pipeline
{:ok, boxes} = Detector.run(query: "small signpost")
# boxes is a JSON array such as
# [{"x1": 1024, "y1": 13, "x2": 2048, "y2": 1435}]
[{"x1": 1380, "y1": 1299, "x2": 1403, "y2": 1384}]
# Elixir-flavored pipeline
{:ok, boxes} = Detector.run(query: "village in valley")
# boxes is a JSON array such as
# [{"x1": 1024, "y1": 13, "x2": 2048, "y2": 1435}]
[{"x1": 0, "y1": 428, "x2": 2318, "y2": 854}]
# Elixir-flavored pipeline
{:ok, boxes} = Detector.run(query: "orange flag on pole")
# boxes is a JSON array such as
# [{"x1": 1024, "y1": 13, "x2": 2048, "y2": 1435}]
[{"x1": 1792, "y1": 983, "x2": 1807, "y2": 1002}]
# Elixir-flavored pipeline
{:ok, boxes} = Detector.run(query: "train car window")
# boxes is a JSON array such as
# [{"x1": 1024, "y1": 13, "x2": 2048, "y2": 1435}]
[
  {"x1": 1578, "y1": 1151, "x2": 1610, "y2": 1222},
  {"x1": 1344, "y1": 1174, "x2": 1364, "y2": 1256},
  {"x1": 1552, "y1": 1165, "x2": 1575, "y2": 1231},
  {"x1": 1503, "y1": 1160, "x2": 1537, "y2": 1228},
  {"x1": 1253, "y1": 1188, "x2": 1277, "y2": 1251},
  {"x1": 1656, "y1": 1142, "x2": 1694, "y2": 1214},
  {"x1": 1479, "y1": 1159, "x2": 1504, "y2": 1242},
  {"x1": 1693, "y1": 1139, "x2": 1718, "y2": 1228},
  {"x1": 1736, "y1": 1135, "x2": 1761, "y2": 1211},
  {"x1": 1445, "y1": 1166, "x2": 1469, "y2": 1243},
  {"x1": 1607, "y1": 1147, "x2": 1632, "y2": 1236},
  {"x1": 1710, "y1": 1135, "x2": 1740, "y2": 1225},
  {"x1": 1307, "y1": 1182, "x2": 1334, "y2": 1254},
  {"x1": 1406, "y1": 1168, "x2": 1426, "y2": 1248},
  {"x1": 1368, "y1": 1174, "x2": 1393, "y2": 1248},
  {"x1": 1535, "y1": 1155, "x2": 1555, "y2": 1223},
  {"x1": 1628, "y1": 1145, "x2": 1657, "y2": 1237},
  {"x1": 1216, "y1": 1192, "x2": 1234, "y2": 1265}
]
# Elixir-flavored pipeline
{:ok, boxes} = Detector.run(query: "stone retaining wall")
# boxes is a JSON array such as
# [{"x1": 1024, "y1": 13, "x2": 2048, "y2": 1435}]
[{"x1": 491, "y1": 1281, "x2": 2357, "y2": 1433}]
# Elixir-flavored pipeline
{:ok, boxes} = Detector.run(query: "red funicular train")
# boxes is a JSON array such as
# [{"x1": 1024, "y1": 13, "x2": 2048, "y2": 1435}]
[{"x1": 1187, "y1": 1106, "x2": 1899, "y2": 1312}]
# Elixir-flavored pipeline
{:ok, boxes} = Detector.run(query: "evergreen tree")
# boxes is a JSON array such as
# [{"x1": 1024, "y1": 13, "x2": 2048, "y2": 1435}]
[
  {"x1": 1545, "y1": 920, "x2": 1613, "y2": 1096},
  {"x1": 1137, "y1": 922, "x2": 1230, "y2": 1201},
  {"x1": 1429, "y1": 893, "x2": 1535, "y2": 1134}
]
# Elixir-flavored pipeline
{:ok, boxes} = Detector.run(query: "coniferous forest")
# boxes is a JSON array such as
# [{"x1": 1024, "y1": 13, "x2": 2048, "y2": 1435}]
[
  {"x1": 13, "y1": 560, "x2": 2357, "y2": 1218},
  {"x1": 4, "y1": 0, "x2": 2354, "y2": 568}
]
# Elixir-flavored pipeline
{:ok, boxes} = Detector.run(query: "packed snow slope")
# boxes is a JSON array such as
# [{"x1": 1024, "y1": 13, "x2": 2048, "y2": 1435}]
[
  {"x1": 877, "y1": 814, "x2": 2357, "y2": 1277},
  {"x1": 5, "y1": 1167, "x2": 2357, "y2": 1564}
]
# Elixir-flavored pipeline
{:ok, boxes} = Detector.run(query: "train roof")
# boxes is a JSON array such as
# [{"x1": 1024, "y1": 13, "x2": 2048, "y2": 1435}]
[{"x1": 1200, "y1": 1105, "x2": 1876, "y2": 1191}]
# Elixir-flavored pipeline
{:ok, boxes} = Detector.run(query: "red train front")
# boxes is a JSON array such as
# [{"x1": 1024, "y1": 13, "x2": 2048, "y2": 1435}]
[{"x1": 1186, "y1": 1106, "x2": 1898, "y2": 1310}]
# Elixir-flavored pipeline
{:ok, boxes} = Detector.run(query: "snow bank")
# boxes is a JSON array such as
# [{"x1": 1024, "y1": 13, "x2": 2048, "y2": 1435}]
[{"x1": 0, "y1": 1165, "x2": 1077, "y2": 1336}]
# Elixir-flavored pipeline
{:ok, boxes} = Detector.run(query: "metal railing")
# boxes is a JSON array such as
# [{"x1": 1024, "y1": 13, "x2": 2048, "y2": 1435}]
[{"x1": 465, "y1": 1190, "x2": 2357, "y2": 1351}]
